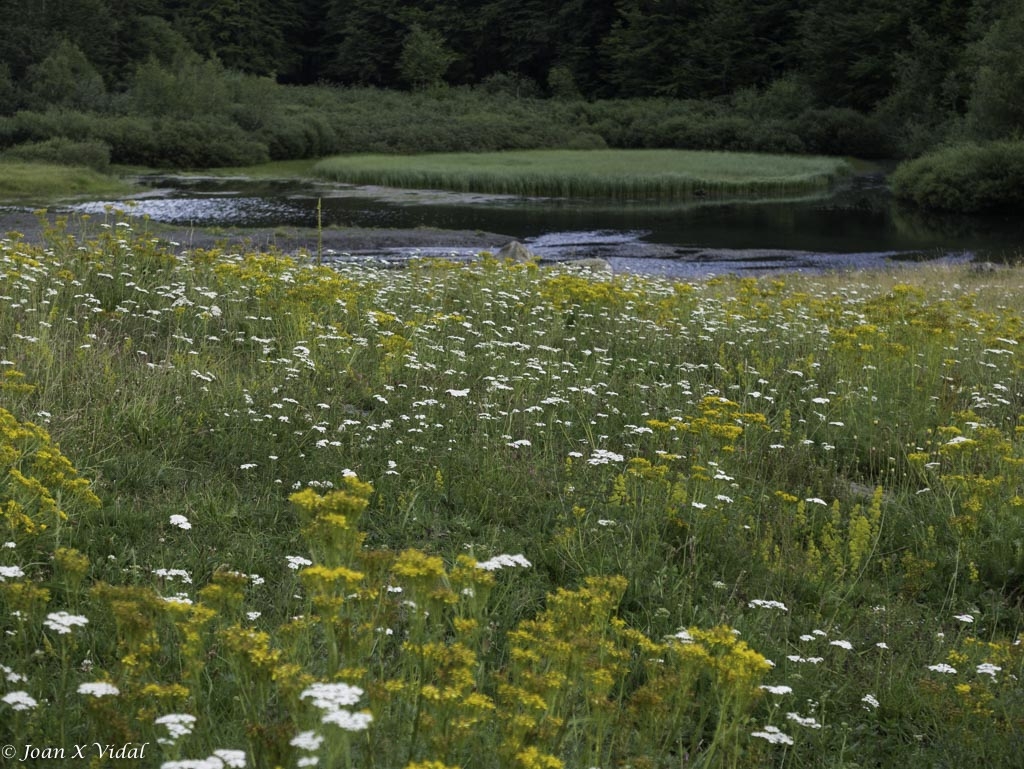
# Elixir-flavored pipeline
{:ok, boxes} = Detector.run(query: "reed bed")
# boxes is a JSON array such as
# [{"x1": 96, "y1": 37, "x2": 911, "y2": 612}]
[
  {"x1": 314, "y1": 149, "x2": 849, "y2": 200},
  {"x1": 1, "y1": 215, "x2": 1023, "y2": 769}
]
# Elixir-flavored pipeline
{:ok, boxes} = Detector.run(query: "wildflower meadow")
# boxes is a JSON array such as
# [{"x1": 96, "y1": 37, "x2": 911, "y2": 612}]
[{"x1": 1, "y1": 214, "x2": 1022, "y2": 768}]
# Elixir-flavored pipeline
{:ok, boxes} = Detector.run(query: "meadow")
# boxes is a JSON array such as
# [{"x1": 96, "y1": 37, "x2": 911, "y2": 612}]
[
  {"x1": 313, "y1": 149, "x2": 849, "y2": 201},
  {"x1": 0, "y1": 160, "x2": 134, "y2": 202},
  {"x1": 1, "y1": 213, "x2": 1023, "y2": 768}
]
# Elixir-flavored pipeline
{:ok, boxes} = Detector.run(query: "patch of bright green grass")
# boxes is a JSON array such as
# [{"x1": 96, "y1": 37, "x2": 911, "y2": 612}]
[
  {"x1": 314, "y1": 148, "x2": 850, "y2": 200},
  {"x1": 3, "y1": 220, "x2": 1024, "y2": 768},
  {"x1": 0, "y1": 161, "x2": 135, "y2": 202}
]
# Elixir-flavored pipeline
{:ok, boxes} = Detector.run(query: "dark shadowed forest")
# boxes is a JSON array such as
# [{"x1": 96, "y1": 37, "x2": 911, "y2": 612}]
[{"x1": 1, "y1": 1, "x2": 1023, "y2": 209}]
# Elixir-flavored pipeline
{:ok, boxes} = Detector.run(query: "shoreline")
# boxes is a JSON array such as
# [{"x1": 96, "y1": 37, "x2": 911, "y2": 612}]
[
  {"x1": 0, "y1": 207, "x2": 992, "y2": 278},
  {"x1": 1, "y1": 207, "x2": 514, "y2": 257}
]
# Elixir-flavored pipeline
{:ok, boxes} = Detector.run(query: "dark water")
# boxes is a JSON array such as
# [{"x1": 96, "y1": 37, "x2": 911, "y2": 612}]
[{"x1": 69, "y1": 173, "x2": 1024, "y2": 276}]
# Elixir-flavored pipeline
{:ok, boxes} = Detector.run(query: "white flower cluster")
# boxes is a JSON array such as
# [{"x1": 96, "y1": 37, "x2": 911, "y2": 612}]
[
  {"x1": 748, "y1": 599, "x2": 789, "y2": 612},
  {"x1": 0, "y1": 565, "x2": 25, "y2": 581},
  {"x1": 290, "y1": 731, "x2": 323, "y2": 767},
  {"x1": 475, "y1": 553, "x2": 532, "y2": 571},
  {"x1": 587, "y1": 449, "x2": 625, "y2": 465},
  {"x1": 300, "y1": 682, "x2": 373, "y2": 732},
  {"x1": 43, "y1": 611, "x2": 89, "y2": 635},
  {"x1": 78, "y1": 682, "x2": 120, "y2": 697},
  {"x1": 169, "y1": 514, "x2": 192, "y2": 530},
  {"x1": 750, "y1": 725, "x2": 793, "y2": 745},
  {"x1": 2, "y1": 690, "x2": 38, "y2": 711},
  {"x1": 160, "y1": 750, "x2": 246, "y2": 769},
  {"x1": 155, "y1": 713, "x2": 197, "y2": 745}
]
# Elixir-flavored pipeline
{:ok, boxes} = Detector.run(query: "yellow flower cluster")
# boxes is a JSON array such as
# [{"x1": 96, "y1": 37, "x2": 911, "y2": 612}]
[{"x1": 1, "y1": 405, "x2": 100, "y2": 544}]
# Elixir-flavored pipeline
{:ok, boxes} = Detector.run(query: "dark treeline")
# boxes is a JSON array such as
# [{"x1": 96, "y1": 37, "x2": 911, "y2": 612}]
[
  {"x1": 1, "y1": 0, "x2": 1023, "y2": 203},
  {"x1": 3, "y1": 1, "x2": 1019, "y2": 106}
]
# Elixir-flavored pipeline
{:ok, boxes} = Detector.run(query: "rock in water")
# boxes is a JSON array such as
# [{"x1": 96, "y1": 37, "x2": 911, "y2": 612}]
[{"x1": 496, "y1": 240, "x2": 538, "y2": 262}]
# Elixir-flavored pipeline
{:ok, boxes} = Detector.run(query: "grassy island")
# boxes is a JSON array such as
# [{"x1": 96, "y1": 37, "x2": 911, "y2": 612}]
[{"x1": 314, "y1": 149, "x2": 850, "y2": 201}]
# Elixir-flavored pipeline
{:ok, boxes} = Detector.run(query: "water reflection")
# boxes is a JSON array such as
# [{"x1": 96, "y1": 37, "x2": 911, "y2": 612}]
[
  {"x1": 73, "y1": 195, "x2": 307, "y2": 227},
  {"x1": 66, "y1": 173, "x2": 1024, "y2": 273}
]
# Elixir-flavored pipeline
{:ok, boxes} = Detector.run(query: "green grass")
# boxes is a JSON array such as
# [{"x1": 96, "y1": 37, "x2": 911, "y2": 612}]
[
  {"x1": 314, "y1": 149, "x2": 850, "y2": 201},
  {"x1": 0, "y1": 161, "x2": 134, "y2": 203},
  {"x1": 2, "y1": 218, "x2": 1023, "y2": 768}
]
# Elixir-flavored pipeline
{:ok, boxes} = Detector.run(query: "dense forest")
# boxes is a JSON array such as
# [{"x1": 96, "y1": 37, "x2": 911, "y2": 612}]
[
  {"x1": 1, "y1": 0, "x2": 1023, "y2": 201},
  {"x1": 2, "y1": 0, "x2": 1018, "y2": 107}
]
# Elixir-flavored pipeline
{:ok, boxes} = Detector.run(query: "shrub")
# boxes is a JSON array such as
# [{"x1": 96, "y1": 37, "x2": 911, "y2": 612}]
[
  {"x1": 151, "y1": 119, "x2": 269, "y2": 168},
  {"x1": 649, "y1": 114, "x2": 752, "y2": 151},
  {"x1": 0, "y1": 109, "x2": 101, "y2": 147},
  {"x1": 257, "y1": 112, "x2": 339, "y2": 160},
  {"x1": 749, "y1": 120, "x2": 807, "y2": 154},
  {"x1": 91, "y1": 115, "x2": 159, "y2": 164},
  {"x1": 547, "y1": 64, "x2": 582, "y2": 100},
  {"x1": 640, "y1": 114, "x2": 805, "y2": 154},
  {"x1": 795, "y1": 107, "x2": 891, "y2": 158},
  {"x1": 2, "y1": 137, "x2": 111, "y2": 172},
  {"x1": 564, "y1": 131, "x2": 608, "y2": 150},
  {"x1": 478, "y1": 71, "x2": 542, "y2": 99},
  {"x1": 890, "y1": 140, "x2": 1024, "y2": 213}
]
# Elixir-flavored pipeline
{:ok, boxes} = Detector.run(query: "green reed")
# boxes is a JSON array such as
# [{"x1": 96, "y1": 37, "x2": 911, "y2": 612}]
[{"x1": 314, "y1": 149, "x2": 849, "y2": 201}]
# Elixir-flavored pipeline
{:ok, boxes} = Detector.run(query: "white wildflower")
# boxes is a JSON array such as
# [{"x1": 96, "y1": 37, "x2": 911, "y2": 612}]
[
  {"x1": 748, "y1": 599, "x2": 789, "y2": 611},
  {"x1": 78, "y1": 682, "x2": 120, "y2": 697},
  {"x1": 301, "y1": 682, "x2": 364, "y2": 711},
  {"x1": 290, "y1": 731, "x2": 324, "y2": 752},
  {"x1": 750, "y1": 725, "x2": 793, "y2": 745},
  {"x1": 0, "y1": 565, "x2": 25, "y2": 581},
  {"x1": 2, "y1": 690, "x2": 38, "y2": 711},
  {"x1": 976, "y1": 663, "x2": 1001, "y2": 678},
  {"x1": 786, "y1": 712, "x2": 822, "y2": 729},
  {"x1": 321, "y1": 709, "x2": 373, "y2": 731},
  {"x1": 475, "y1": 553, "x2": 532, "y2": 571},
  {"x1": 44, "y1": 611, "x2": 89, "y2": 634}
]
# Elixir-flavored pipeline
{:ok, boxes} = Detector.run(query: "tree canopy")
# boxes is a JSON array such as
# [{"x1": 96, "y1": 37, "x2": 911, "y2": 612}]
[{"x1": 0, "y1": 0, "x2": 1021, "y2": 156}]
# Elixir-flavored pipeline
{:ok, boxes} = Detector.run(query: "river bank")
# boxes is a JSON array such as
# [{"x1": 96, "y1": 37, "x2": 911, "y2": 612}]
[
  {"x1": 1, "y1": 205, "x2": 985, "y2": 278},
  {"x1": 1, "y1": 205, "x2": 513, "y2": 256}
]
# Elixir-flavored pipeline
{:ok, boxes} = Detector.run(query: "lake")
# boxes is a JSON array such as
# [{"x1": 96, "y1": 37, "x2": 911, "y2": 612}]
[{"x1": 68, "y1": 171, "x2": 1024, "y2": 277}]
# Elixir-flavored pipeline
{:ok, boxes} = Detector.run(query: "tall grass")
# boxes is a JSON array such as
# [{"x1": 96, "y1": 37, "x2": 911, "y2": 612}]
[
  {"x1": 314, "y1": 149, "x2": 850, "y2": 201},
  {"x1": 1, "y1": 216, "x2": 1023, "y2": 768},
  {"x1": 0, "y1": 161, "x2": 133, "y2": 201}
]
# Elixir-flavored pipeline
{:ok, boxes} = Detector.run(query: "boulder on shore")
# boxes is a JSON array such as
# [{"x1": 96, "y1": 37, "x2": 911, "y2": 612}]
[{"x1": 495, "y1": 240, "x2": 538, "y2": 262}]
